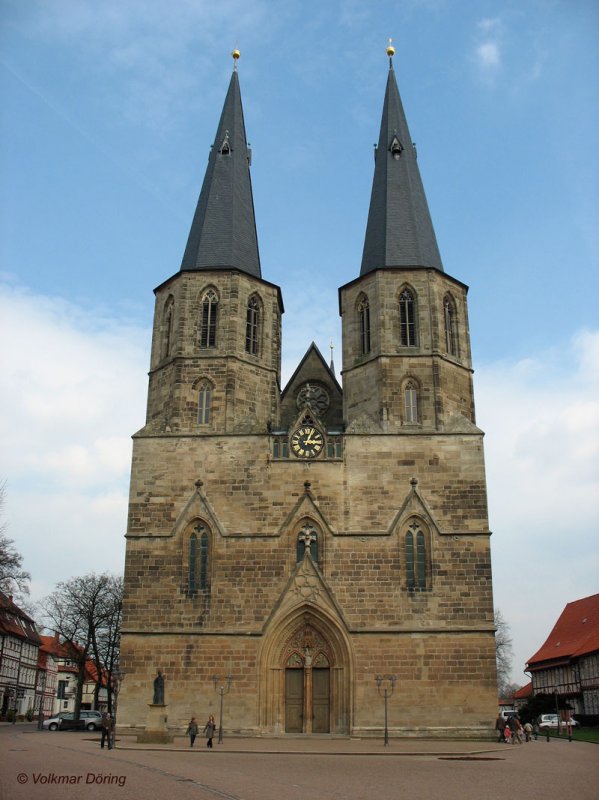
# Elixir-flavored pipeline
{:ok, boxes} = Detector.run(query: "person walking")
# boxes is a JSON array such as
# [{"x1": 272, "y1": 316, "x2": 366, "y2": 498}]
[
  {"x1": 204, "y1": 714, "x2": 216, "y2": 748},
  {"x1": 100, "y1": 713, "x2": 114, "y2": 750},
  {"x1": 495, "y1": 714, "x2": 505, "y2": 742},
  {"x1": 186, "y1": 716, "x2": 199, "y2": 747}
]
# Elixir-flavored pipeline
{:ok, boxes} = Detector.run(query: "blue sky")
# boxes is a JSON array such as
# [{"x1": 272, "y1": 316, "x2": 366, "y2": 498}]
[{"x1": 1, "y1": 0, "x2": 598, "y2": 687}]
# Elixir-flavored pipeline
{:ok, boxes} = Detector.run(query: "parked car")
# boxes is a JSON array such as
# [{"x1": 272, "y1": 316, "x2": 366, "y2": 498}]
[
  {"x1": 538, "y1": 714, "x2": 579, "y2": 728},
  {"x1": 43, "y1": 710, "x2": 103, "y2": 731}
]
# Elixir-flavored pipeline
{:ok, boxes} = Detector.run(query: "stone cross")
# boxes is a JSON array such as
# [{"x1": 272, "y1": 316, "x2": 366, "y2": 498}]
[{"x1": 298, "y1": 525, "x2": 317, "y2": 553}]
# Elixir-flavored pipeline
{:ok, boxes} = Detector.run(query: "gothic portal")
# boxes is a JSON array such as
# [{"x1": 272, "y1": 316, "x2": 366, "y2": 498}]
[{"x1": 118, "y1": 47, "x2": 497, "y2": 739}]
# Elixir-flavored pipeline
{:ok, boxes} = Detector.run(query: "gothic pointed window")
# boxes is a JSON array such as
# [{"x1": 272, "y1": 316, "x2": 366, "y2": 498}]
[
  {"x1": 188, "y1": 524, "x2": 210, "y2": 595},
  {"x1": 358, "y1": 294, "x2": 371, "y2": 355},
  {"x1": 245, "y1": 296, "x2": 260, "y2": 356},
  {"x1": 404, "y1": 381, "x2": 419, "y2": 424},
  {"x1": 200, "y1": 289, "x2": 218, "y2": 349},
  {"x1": 197, "y1": 380, "x2": 212, "y2": 425},
  {"x1": 219, "y1": 131, "x2": 231, "y2": 155},
  {"x1": 389, "y1": 134, "x2": 404, "y2": 159},
  {"x1": 296, "y1": 524, "x2": 318, "y2": 564},
  {"x1": 162, "y1": 296, "x2": 175, "y2": 359},
  {"x1": 399, "y1": 289, "x2": 417, "y2": 346},
  {"x1": 444, "y1": 295, "x2": 459, "y2": 357},
  {"x1": 405, "y1": 520, "x2": 429, "y2": 591}
]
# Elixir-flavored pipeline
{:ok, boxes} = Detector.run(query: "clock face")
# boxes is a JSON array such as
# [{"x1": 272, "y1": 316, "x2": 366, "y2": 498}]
[{"x1": 290, "y1": 426, "x2": 324, "y2": 459}]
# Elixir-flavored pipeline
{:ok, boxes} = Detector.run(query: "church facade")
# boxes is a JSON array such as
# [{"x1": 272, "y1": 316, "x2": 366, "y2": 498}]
[{"x1": 118, "y1": 48, "x2": 497, "y2": 738}]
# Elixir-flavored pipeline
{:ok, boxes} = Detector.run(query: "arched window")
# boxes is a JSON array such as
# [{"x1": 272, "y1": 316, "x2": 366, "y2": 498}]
[
  {"x1": 405, "y1": 520, "x2": 428, "y2": 590},
  {"x1": 357, "y1": 294, "x2": 371, "y2": 355},
  {"x1": 197, "y1": 380, "x2": 212, "y2": 425},
  {"x1": 444, "y1": 295, "x2": 458, "y2": 357},
  {"x1": 161, "y1": 296, "x2": 175, "y2": 359},
  {"x1": 404, "y1": 381, "x2": 419, "y2": 424},
  {"x1": 188, "y1": 524, "x2": 210, "y2": 594},
  {"x1": 296, "y1": 523, "x2": 318, "y2": 564},
  {"x1": 200, "y1": 289, "x2": 218, "y2": 348},
  {"x1": 245, "y1": 296, "x2": 260, "y2": 355},
  {"x1": 399, "y1": 289, "x2": 417, "y2": 347}
]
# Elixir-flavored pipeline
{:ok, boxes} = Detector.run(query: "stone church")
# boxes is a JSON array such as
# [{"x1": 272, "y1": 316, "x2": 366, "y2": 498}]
[{"x1": 118, "y1": 47, "x2": 497, "y2": 739}]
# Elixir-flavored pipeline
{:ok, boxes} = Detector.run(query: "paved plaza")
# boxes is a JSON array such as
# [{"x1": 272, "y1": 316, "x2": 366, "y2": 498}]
[{"x1": 1, "y1": 723, "x2": 598, "y2": 800}]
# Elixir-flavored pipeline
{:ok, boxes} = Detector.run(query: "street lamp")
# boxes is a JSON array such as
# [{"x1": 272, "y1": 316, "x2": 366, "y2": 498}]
[
  {"x1": 212, "y1": 674, "x2": 233, "y2": 744},
  {"x1": 375, "y1": 674, "x2": 397, "y2": 746}
]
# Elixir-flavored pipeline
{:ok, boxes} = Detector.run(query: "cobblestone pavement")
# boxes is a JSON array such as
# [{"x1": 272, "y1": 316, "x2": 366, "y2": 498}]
[{"x1": 1, "y1": 724, "x2": 598, "y2": 800}]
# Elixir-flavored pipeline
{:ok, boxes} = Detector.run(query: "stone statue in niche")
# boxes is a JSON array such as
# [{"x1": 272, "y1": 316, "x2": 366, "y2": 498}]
[{"x1": 152, "y1": 670, "x2": 165, "y2": 705}]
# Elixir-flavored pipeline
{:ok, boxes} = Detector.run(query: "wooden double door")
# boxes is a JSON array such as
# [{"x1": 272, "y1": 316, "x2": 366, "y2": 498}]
[{"x1": 285, "y1": 665, "x2": 330, "y2": 733}]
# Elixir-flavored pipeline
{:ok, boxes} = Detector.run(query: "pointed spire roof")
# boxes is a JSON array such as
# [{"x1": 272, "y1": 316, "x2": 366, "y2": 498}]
[
  {"x1": 360, "y1": 48, "x2": 443, "y2": 275},
  {"x1": 180, "y1": 57, "x2": 261, "y2": 277}
]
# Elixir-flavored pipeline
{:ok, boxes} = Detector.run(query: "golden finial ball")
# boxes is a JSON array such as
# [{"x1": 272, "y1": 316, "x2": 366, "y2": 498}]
[
  {"x1": 232, "y1": 49, "x2": 240, "y2": 60},
  {"x1": 386, "y1": 43, "x2": 395, "y2": 58}
]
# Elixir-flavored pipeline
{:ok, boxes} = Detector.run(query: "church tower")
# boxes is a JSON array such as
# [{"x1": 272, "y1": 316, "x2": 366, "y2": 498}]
[
  {"x1": 118, "y1": 48, "x2": 496, "y2": 740},
  {"x1": 147, "y1": 54, "x2": 283, "y2": 438}
]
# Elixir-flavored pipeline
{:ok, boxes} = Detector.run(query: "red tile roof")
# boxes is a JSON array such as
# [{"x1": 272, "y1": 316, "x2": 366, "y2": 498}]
[
  {"x1": 0, "y1": 591, "x2": 41, "y2": 646},
  {"x1": 527, "y1": 593, "x2": 599, "y2": 668},
  {"x1": 514, "y1": 682, "x2": 532, "y2": 700}
]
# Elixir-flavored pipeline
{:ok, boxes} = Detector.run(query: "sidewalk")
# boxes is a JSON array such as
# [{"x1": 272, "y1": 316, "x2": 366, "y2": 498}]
[{"x1": 114, "y1": 733, "x2": 510, "y2": 756}]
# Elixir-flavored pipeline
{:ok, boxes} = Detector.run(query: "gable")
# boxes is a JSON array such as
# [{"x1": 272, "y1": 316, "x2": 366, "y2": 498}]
[{"x1": 280, "y1": 343, "x2": 343, "y2": 430}]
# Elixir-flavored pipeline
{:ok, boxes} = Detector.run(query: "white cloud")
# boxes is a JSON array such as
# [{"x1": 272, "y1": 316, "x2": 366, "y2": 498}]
[
  {"x1": 0, "y1": 283, "x2": 149, "y2": 598},
  {"x1": 476, "y1": 41, "x2": 501, "y2": 68},
  {"x1": 476, "y1": 329, "x2": 599, "y2": 683},
  {"x1": 472, "y1": 17, "x2": 503, "y2": 79}
]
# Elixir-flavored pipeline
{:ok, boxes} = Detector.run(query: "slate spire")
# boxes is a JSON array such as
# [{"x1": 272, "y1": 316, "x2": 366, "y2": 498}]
[
  {"x1": 360, "y1": 46, "x2": 443, "y2": 275},
  {"x1": 180, "y1": 53, "x2": 261, "y2": 277}
]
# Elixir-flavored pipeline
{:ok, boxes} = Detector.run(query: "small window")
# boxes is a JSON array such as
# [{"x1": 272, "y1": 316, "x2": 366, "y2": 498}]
[
  {"x1": 444, "y1": 295, "x2": 458, "y2": 357},
  {"x1": 245, "y1": 296, "x2": 260, "y2": 355},
  {"x1": 162, "y1": 296, "x2": 175, "y2": 359},
  {"x1": 200, "y1": 289, "x2": 218, "y2": 348},
  {"x1": 326, "y1": 436, "x2": 343, "y2": 458},
  {"x1": 272, "y1": 437, "x2": 289, "y2": 458},
  {"x1": 399, "y1": 289, "x2": 417, "y2": 347},
  {"x1": 358, "y1": 295, "x2": 371, "y2": 355},
  {"x1": 404, "y1": 381, "x2": 418, "y2": 424},
  {"x1": 198, "y1": 381, "x2": 212, "y2": 425}
]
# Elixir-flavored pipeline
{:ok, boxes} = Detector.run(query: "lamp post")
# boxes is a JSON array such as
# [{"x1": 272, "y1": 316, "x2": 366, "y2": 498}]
[
  {"x1": 375, "y1": 674, "x2": 397, "y2": 746},
  {"x1": 212, "y1": 674, "x2": 233, "y2": 744},
  {"x1": 37, "y1": 669, "x2": 48, "y2": 730}
]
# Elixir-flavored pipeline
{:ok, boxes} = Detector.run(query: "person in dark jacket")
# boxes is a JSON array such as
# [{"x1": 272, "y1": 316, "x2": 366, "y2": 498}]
[
  {"x1": 186, "y1": 717, "x2": 198, "y2": 747},
  {"x1": 203, "y1": 714, "x2": 216, "y2": 748},
  {"x1": 100, "y1": 713, "x2": 114, "y2": 749}
]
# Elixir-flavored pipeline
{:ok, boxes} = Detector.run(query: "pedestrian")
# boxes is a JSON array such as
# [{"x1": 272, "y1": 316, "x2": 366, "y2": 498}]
[
  {"x1": 495, "y1": 714, "x2": 505, "y2": 743},
  {"x1": 509, "y1": 715, "x2": 523, "y2": 744},
  {"x1": 204, "y1": 714, "x2": 216, "y2": 748},
  {"x1": 100, "y1": 713, "x2": 113, "y2": 750},
  {"x1": 186, "y1": 716, "x2": 198, "y2": 747},
  {"x1": 523, "y1": 721, "x2": 533, "y2": 742},
  {"x1": 504, "y1": 723, "x2": 511, "y2": 744},
  {"x1": 533, "y1": 720, "x2": 539, "y2": 740}
]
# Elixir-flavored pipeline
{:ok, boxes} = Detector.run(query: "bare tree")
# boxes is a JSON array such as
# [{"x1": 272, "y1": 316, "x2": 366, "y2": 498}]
[
  {"x1": 40, "y1": 572, "x2": 120, "y2": 720},
  {"x1": 0, "y1": 481, "x2": 31, "y2": 598},
  {"x1": 495, "y1": 608, "x2": 514, "y2": 696},
  {"x1": 91, "y1": 575, "x2": 123, "y2": 715}
]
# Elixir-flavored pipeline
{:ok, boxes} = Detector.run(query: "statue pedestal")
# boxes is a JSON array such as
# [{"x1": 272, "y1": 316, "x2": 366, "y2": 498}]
[{"x1": 136, "y1": 704, "x2": 174, "y2": 744}]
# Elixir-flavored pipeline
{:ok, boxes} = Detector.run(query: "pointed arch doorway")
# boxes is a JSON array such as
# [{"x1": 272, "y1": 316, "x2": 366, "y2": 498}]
[
  {"x1": 260, "y1": 610, "x2": 352, "y2": 735},
  {"x1": 284, "y1": 635, "x2": 331, "y2": 733}
]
